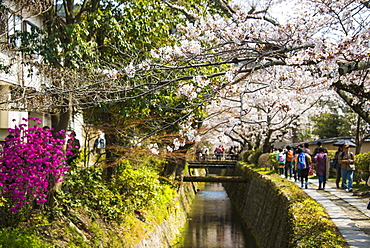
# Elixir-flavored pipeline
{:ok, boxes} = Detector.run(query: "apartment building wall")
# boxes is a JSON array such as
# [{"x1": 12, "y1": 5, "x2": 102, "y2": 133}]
[{"x1": 0, "y1": 2, "x2": 84, "y2": 144}]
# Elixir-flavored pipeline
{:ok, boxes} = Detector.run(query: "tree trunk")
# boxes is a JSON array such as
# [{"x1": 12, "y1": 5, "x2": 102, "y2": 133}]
[
  {"x1": 104, "y1": 131, "x2": 117, "y2": 181},
  {"x1": 164, "y1": 143, "x2": 193, "y2": 180},
  {"x1": 355, "y1": 115, "x2": 361, "y2": 154},
  {"x1": 51, "y1": 110, "x2": 71, "y2": 133},
  {"x1": 262, "y1": 131, "x2": 273, "y2": 153}
]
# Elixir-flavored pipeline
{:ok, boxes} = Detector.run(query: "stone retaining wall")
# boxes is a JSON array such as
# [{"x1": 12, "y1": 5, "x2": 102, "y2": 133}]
[
  {"x1": 134, "y1": 183, "x2": 196, "y2": 248},
  {"x1": 223, "y1": 164, "x2": 293, "y2": 248}
]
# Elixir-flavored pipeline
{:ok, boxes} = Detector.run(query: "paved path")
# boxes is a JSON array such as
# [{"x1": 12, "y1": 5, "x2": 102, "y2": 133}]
[{"x1": 295, "y1": 179, "x2": 370, "y2": 248}]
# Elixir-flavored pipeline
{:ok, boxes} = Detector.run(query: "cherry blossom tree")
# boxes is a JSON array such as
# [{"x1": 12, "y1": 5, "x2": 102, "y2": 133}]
[
  {"x1": 133, "y1": 0, "x2": 370, "y2": 150},
  {"x1": 3, "y1": 0, "x2": 370, "y2": 153},
  {"x1": 200, "y1": 65, "x2": 335, "y2": 152}
]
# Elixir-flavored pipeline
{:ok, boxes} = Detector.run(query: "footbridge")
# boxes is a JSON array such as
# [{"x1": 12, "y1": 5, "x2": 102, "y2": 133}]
[{"x1": 184, "y1": 160, "x2": 247, "y2": 183}]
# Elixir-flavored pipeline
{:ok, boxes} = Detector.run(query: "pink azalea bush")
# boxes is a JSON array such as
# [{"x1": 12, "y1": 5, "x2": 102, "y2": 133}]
[{"x1": 0, "y1": 118, "x2": 71, "y2": 213}]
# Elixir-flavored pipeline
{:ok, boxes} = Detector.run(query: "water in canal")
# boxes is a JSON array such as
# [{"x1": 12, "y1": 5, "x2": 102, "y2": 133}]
[{"x1": 176, "y1": 182, "x2": 257, "y2": 248}]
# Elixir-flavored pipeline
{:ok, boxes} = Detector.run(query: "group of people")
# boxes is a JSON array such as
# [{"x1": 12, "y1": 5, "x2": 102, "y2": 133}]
[
  {"x1": 214, "y1": 145, "x2": 240, "y2": 161},
  {"x1": 195, "y1": 146, "x2": 210, "y2": 160},
  {"x1": 194, "y1": 145, "x2": 240, "y2": 161},
  {"x1": 276, "y1": 141, "x2": 355, "y2": 191}
]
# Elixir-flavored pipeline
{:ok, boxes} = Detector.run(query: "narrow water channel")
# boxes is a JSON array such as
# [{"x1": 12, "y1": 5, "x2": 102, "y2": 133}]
[{"x1": 176, "y1": 182, "x2": 257, "y2": 248}]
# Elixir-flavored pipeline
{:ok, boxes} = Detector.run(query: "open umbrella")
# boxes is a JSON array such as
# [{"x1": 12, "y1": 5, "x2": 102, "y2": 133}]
[{"x1": 333, "y1": 140, "x2": 357, "y2": 147}]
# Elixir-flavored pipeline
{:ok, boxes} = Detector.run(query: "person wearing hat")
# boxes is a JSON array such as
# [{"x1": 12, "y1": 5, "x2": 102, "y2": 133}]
[{"x1": 339, "y1": 144, "x2": 355, "y2": 192}]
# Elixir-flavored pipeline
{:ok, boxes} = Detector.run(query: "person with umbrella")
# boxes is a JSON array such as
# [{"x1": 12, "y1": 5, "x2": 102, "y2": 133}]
[
  {"x1": 334, "y1": 140, "x2": 356, "y2": 189},
  {"x1": 333, "y1": 140, "x2": 357, "y2": 147}
]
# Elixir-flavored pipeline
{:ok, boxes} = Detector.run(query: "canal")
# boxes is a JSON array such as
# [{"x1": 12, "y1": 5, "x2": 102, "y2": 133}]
[{"x1": 176, "y1": 181, "x2": 257, "y2": 248}]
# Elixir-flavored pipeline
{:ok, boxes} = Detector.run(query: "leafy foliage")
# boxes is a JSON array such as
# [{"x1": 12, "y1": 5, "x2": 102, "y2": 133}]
[
  {"x1": 268, "y1": 152, "x2": 279, "y2": 171},
  {"x1": 57, "y1": 158, "x2": 176, "y2": 221},
  {"x1": 353, "y1": 152, "x2": 370, "y2": 183},
  {"x1": 250, "y1": 148, "x2": 263, "y2": 166},
  {"x1": 0, "y1": 228, "x2": 49, "y2": 248},
  {"x1": 311, "y1": 113, "x2": 353, "y2": 139}
]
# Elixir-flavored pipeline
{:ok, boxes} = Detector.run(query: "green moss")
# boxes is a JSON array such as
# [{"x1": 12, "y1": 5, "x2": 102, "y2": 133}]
[
  {"x1": 267, "y1": 173, "x2": 348, "y2": 247},
  {"x1": 0, "y1": 228, "x2": 51, "y2": 248}
]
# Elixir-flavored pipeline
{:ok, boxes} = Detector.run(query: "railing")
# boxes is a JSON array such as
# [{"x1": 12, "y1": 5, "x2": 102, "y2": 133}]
[
  {"x1": 185, "y1": 158, "x2": 244, "y2": 183},
  {"x1": 192, "y1": 153, "x2": 239, "y2": 161}
]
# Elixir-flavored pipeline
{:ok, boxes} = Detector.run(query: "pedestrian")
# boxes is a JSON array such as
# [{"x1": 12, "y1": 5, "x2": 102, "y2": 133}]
[
  {"x1": 333, "y1": 146, "x2": 344, "y2": 189},
  {"x1": 292, "y1": 146, "x2": 300, "y2": 182},
  {"x1": 202, "y1": 146, "x2": 209, "y2": 160},
  {"x1": 195, "y1": 147, "x2": 202, "y2": 160},
  {"x1": 295, "y1": 148, "x2": 312, "y2": 189},
  {"x1": 234, "y1": 146, "x2": 240, "y2": 160},
  {"x1": 313, "y1": 147, "x2": 329, "y2": 190},
  {"x1": 229, "y1": 146, "x2": 236, "y2": 160},
  {"x1": 214, "y1": 145, "x2": 223, "y2": 160},
  {"x1": 302, "y1": 143, "x2": 311, "y2": 155},
  {"x1": 284, "y1": 146, "x2": 294, "y2": 180},
  {"x1": 66, "y1": 131, "x2": 80, "y2": 166},
  {"x1": 312, "y1": 141, "x2": 323, "y2": 158},
  {"x1": 93, "y1": 130, "x2": 105, "y2": 154},
  {"x1": 276, "y1": 148, "x2": 286, "y2": 177},
  {"x1": 220, "y1": 145, "x2": 226, "y2": 160},
  {"x1": 339, "y1": 144, "x2": 355, "y2": 192}
]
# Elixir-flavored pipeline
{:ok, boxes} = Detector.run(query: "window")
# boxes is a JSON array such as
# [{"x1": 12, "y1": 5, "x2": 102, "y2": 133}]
[
  {"x1": 8, "y1": 12, "x2": 23, "y2": 47},
  {"x1": 0, "y1": 2, "x2": 42, "y2": 46},
  {"x1": 0, "y1": 8, "x2": 8, "y2": 43},
  {"x1": 22, "y1": 20, "x2": 36, "y2": 32}
]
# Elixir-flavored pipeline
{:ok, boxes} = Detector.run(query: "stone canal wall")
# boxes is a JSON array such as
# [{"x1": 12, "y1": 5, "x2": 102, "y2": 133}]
[
  {"x1": 223, "y1": 164, "x2": 293, "y2": 248},
  {"x1": 134, "y1": 183, "x2": 196, "y2": 248}
]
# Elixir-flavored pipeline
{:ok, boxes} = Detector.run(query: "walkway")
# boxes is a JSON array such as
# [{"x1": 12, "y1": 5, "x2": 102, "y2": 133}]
[{"x1": 297, "y1": 179, "x2": 370, "y2": 247}]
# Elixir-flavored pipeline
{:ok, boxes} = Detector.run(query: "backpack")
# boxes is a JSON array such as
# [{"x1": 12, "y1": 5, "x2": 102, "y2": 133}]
[
  {"x1": 278, "y1": 153, "x2": 285, "y2": 162},
  {"x1": 341, "y1": 152, "x2": 353, "y2": 160},
  {"x1": 297, "y1": 153, "x2": 306, "y2": 170},
  {"x1": 286, "y1": 150, "x2": 293, "y2": 161}
]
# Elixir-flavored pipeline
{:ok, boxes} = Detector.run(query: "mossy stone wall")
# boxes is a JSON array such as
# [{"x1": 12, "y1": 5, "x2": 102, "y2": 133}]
[
  {"x1": 223, "y1": 165, "x2": 293, "y2": 248},
  {"x1": 134, "y1": 183, "x2": 196, "y2": 248}
]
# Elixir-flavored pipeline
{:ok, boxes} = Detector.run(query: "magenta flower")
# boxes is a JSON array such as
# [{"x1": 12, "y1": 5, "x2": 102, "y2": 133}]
[{"x1": 0, "y1": 118, "x2": 71, "y2": 213}]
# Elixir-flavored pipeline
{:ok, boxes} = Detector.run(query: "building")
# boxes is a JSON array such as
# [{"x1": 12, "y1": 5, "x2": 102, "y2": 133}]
[
  {"x1": 0, "y1": 1, "x2": 53, "y2": 140},
  {"x1": 0, "y1": 1, "x2": 83, "y2": 143},
  {"x1": 300, "y1": 137, "x2": 370, "y2": 154}
]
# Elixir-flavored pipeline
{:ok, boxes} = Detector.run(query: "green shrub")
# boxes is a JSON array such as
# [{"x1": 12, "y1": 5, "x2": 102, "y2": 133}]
[
  {"x1": 58, "y1": 166, "x2": 125, "y2": 220},
  {"x1": 0, "y1": 228, "x2": 49, "y2": 248},
  {"x1": 115, "y1": 160, "x2": 175, "y2": 211},
  {"x1": 268, "y1": 153, "x2": 279, "y2": 171},
  {"x1": 250, "y1": 148, "x2": 263, "y2": 165},
  {"x1": 326, "y1": 150, "x2": 337, "y2": 178},
  {"x1": 241, "y1": 150, "x2": 253, "y2": 162},
  {"x1": 353, "y1": 152, "x2": 370, "y2": 183},
  {"x1": 258, "y1": 153, "x2": 272, "y2": 168},
  {"x1": 327, "y1": 150, "x2": 336, "y2": 159},
  {"x1": 57, "y1": 158, "x2": 176, "y2": 221}
]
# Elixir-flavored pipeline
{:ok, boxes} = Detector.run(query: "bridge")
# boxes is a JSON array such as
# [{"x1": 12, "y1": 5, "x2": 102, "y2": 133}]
[
  {"x1": 184, "y1": 160, "x2": 247, "y2": 183},
  {"x1": 187, "y1": 160, "x2": 238, "y2": 169}
]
